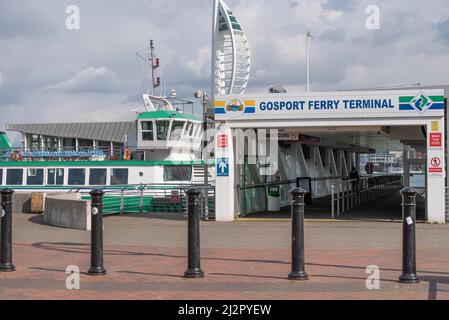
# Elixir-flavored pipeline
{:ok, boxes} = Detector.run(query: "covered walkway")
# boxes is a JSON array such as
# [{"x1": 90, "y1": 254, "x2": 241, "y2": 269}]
[{"x1": 240, "y1": 191, "x2": 426, "y2": 222}]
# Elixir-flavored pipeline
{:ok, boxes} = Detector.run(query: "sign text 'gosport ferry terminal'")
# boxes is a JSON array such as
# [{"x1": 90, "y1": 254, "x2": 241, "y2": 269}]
[
  {"x1": 213, "y1": 89, "x2": 446, "y2": 223},
  {"x1": 214, "y1": 90, "x2": 445, "y2": 119}
]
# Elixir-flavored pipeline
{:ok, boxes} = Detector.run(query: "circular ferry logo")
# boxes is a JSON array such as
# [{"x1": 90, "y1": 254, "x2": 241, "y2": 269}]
[{"x1": 225, "y1": 98, "x2": 245, "y2": 113}]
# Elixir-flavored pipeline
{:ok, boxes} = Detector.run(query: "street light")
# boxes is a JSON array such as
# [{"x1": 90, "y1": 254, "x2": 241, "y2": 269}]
[{"x1": 194, "y1": 90, "x2": 210, "y2": 221}]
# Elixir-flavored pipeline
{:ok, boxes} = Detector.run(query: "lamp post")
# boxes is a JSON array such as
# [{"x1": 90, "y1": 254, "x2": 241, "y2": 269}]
[{"x1": 194, "y1": 90, "x2": 210, "y2": 221}]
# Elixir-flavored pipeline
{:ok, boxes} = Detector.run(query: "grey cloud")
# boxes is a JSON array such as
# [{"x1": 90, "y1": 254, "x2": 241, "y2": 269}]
[
  {"x1": 46, "y1": 67, "x2": 121, "y2": 93},
  {"x1": 437, "y1": 17, "x2": 449, "y2": 44},
  {"x1": 319, "y1": 27, "x2": 346, "y2": 42},
  {"x1": 323, "y1": 0, "x2": 357, "y2": 11}
]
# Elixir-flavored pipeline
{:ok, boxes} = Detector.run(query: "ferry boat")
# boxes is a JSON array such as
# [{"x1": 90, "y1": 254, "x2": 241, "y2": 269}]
[{"x1": 0, "y1": 43, "x2": 214, "y2": 214}]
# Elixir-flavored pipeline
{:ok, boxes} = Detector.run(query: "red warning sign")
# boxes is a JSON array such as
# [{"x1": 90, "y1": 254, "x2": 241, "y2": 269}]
[
  {"x1": 429, "y1": 133, "x2": 442, "y2": 148},
  {"x1": 217, "y1": 134, "x2": 228, "y2": 149},
  {"x1": 429, "y1": 156, "x2": 443, "y2": 173}
]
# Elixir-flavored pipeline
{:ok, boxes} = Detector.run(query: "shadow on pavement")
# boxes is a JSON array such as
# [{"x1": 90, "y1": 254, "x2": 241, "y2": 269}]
[
  {"x1": 420, "y1": 276, "x2": 449, "y2": 300},
  {"x1": 29, "y1": 241, "x2": 449, "y2": 277}
]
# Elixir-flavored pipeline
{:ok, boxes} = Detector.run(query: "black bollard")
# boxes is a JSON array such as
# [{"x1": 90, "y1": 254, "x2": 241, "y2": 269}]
[
  {"x1": 184, "y1": 188, "x2": 204, "y2": 278},
  {"x1": 399, "y1": 187, "x2": 420, "y2": 283},
  {"x1": 88, "y1": 189, "x2": 106, "y2": 275},
  {"x1": 288, "y1": 187, "x2": 308, "y2": 280},
  {"x1": 0, "y1": 189, "x2": 15, "y2": 272}
]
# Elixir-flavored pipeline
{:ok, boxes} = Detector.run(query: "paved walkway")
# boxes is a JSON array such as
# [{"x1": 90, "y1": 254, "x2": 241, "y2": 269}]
[{"x1": 1, "y1": 213, "x2": 449, "y2": 300}]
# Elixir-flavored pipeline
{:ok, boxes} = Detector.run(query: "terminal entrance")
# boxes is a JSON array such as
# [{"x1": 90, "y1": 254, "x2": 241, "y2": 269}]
[
  {"x1": 237, "y1": 125, "x2": 428, "y2": 222},
  {"x1": 213, "y1": 89, "x2": 446, "y2": 223}
]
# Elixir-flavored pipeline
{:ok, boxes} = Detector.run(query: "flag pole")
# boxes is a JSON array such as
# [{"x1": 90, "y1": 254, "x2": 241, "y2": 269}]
[{"x1": 306, "y1": 27, "x2": 313, "y2": 93}]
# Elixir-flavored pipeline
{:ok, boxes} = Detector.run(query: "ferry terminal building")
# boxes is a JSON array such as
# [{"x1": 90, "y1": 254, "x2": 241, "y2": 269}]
[{"x1": 213, "y1": 87, "x2": 447, "y2": 223}]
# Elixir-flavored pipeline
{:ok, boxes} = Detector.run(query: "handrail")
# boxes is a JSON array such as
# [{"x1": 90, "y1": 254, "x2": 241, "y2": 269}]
[
  {"x1": 331, "y1": 175, "x2": 402, "y2": 218},
  {"x1": 72, "y1": 183, "x2": 216, "y2": 219}
]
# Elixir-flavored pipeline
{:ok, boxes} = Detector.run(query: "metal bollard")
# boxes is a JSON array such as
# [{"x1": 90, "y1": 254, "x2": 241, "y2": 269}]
[
  {"x1": 398, "y1": 187, "x2": 420, "y2": 283},
  {"x1": 0, "y1": 189, "x2": 15, "y2": 272},
  {"x1": 88, "y1": 189, "x2": 106, "y2": 275},
  {"x1": 288, "y1": 187, "x2": 309, "y2": 280},
  {"x1": 184, "y1": 189, "x2": 204, "y2": 278}
]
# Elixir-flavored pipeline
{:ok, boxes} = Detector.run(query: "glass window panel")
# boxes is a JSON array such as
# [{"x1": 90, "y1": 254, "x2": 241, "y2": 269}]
[
  {"x1": 142, "y1": 121, "x2": 152, "y2": 131},
  {"x1": 156, "y1": 121, "x2": 170, "y2": 141},
  {"x1": 89, "y1": 169, "x2": 107, "y2": 185},
  {"x1": 68, "y1": 169, "x2": 86, "y2": 185},
  {"x1": 163, "y1": 166, "x2": 192, "y2": 181},
  {"x1": 26, "y1": 169, "x2": 44, "y2": 185},
  {"x1": 6, "y1": 169, "x2": 23, "y2": 185},
  {"x1": 111, "y1": 168, "x2": 128, "y2": 185},
  {"x1": 187, "y1": 123, "x2": 194, "y2": 136},
  {"x1": 0, "y1": 169, "x2": 2, "y2": 185},
  {"x1": 170, "y1": 121, "x2": 185, "y2": 141},
  {"x1": 47, "y1": 169, "x2": 64, "y2": 185},
  {"x1": 141, "y1": 122, "x2": 154, "y2": 141}
]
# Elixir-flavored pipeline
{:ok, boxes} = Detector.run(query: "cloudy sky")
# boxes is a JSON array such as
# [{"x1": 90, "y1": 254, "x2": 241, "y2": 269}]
[{"x1": 1, "y1": 0, "x2": 449, "y2": 142}]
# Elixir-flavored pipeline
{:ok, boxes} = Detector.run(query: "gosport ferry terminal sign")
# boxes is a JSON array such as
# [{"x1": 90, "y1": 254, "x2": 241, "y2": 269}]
[{"x1": 214, "y1": 90, "x2": 445, "y2": 120}]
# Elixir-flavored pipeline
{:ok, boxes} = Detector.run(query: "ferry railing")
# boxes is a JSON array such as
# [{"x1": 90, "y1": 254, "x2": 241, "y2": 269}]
[
  {"x1": 331, "y1": 175, "x2": 402, "y2": 218},
  {"x1": 1, "y1": 146, "x2": 144, "y2": 162},
  {"x1": 68, "y1": 183, "x2": 215, "y2": 219}
]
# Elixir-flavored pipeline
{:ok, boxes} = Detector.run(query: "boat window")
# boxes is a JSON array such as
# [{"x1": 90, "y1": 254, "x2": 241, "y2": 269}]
[
  {"x1": 26, "y1": 169, "x2": 44, "y2": 185},
  {"x1": 164, "y1": 166, "x2": 192, "y2": 181},
  {"x1": 192, "y1": 124, "x2": 199, "y2": 137},
  {"x1": 111, "y1": 168, "x2": 128, "y2": 185},
  {"x1": 0, "y1": 169, "x2": 3, "y2": 185},
  {"x1": 89, "y1": 169, "x2": 107, "y2": 185},
  {"x1": 196, "y1": 124, "x2": 203, "y2": 137},
  {"x1": 170, "y1": 121, "x2": 185, "y2": 141},
  {"x1": 156, "y1": 120, "x2": 170, "y2": 141},
  {"x1": 68, "y1": 169, "x2": 86, "y2": 185},
  {"x1": 141, "y1": 121, "x2": 154, "y2": 141},
  {"x1": 47, "y1": 169, "x2": 64, "y2": 185},
  {"x1": 6, "y1": 169, "x2": 23, "y2": 185},
  {"x1": 187, "y1": 123, "x2": 194, "y2": 137}
]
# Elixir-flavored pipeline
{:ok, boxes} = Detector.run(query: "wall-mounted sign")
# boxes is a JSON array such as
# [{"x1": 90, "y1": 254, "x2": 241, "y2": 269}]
[
  {"x1": 429, "y1": 156, "x2": 443, "y2": 174},
  {"x1": 217, "y1": 157, "x2": 229, "y2": 177},
  {"x1": 429, "y1": 132, "x2": 442, "y2": 148},
  {"x1": 431, "y1": 121, "x2": 440, "y2": 132},
  {"x1": 217, "y1": 134, "x2": 228, "y2": 149},
  {"x1": 215, "y1": 90, "x2": 445, "y2": 121}
]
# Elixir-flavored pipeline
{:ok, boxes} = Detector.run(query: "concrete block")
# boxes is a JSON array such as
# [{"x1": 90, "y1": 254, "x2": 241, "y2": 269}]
[{"x1": 44, "y1": 194, "x2": 91, "y2": 230}]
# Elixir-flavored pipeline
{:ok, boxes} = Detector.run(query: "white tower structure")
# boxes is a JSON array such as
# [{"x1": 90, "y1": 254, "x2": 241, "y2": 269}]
[{"x1": 211, "y1": 0, "x2": 251, "y2": 97}]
